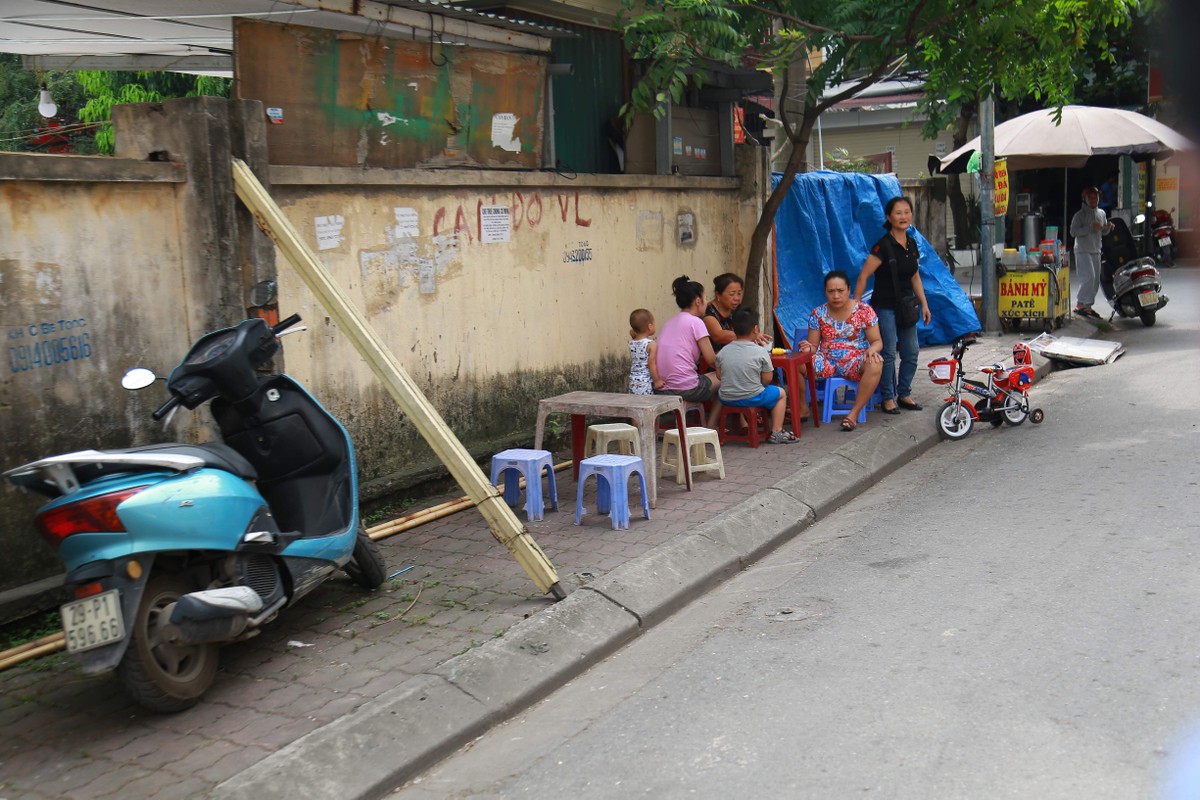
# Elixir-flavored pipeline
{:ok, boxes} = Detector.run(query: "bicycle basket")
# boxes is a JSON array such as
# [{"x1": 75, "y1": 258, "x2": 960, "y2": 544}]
[{"x1": 928, "y1": 358, "x2": 957, "y2": 385}]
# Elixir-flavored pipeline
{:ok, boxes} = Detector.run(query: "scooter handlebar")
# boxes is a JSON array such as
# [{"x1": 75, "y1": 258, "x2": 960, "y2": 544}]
[
  {"x1": 151, "y1": 394, "x2": 183, "y2": 421},
  {"x1": 272, "y1": 314, "x2": 302, "y2": 336}
]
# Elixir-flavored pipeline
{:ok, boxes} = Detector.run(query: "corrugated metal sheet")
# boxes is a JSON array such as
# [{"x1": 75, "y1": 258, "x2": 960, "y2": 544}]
[{"x1": 549, "y1": 24, "x2": 624, "y2": 174}]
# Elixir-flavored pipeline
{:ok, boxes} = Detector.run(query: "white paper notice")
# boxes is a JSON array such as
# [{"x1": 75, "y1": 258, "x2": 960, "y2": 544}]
[
  {"x1": 315, "y1": 215, "x2": 345, "y2": 250},
  {"x1": 491, "y1": 113, "x2": 520, "y2": 153},
  {"x1": 480, "y1": 205, "x2": 511, "y2": 243},
  {"x1": 393, "y1": 208, "x2": 420, "y2": 238}
]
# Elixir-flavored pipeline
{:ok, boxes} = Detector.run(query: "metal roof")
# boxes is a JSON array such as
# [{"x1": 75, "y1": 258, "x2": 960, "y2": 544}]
[{"x1": 3, "y1": 0, "x2": 572, "y2": 76}]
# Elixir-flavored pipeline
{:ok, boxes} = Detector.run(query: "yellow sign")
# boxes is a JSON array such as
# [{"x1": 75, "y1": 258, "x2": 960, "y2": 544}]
[
  {"x1": 997, "y1": 266, "x2": 1070, "y2": 320},
  {"x1": 994, "y1": 158, "x2": 1009, "y2": 216},
  {"x1": 1157, "y1": 176, "x2": 1178, "y2": 192}
]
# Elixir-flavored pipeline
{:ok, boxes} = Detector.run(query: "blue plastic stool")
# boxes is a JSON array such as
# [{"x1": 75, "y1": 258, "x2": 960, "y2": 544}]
[
  {"x1": 490, "y1": 449, "x2": 558, "y2": 521},
  {"x1": 819, "y1": 377, "x2": 871, "y2": 424},
  {"x1": 574, "y1": 454, "x2": 650, "y2": 530}
]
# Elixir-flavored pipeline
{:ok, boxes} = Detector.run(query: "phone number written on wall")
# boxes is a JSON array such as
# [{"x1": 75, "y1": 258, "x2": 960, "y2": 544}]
[{"x1": 8, "y1": 318, "x2": 93, "y2": 373}]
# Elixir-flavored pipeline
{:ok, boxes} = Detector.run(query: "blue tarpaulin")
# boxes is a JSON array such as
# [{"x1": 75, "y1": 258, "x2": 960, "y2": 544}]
[{"x1": 772, "y1": 170, "x2": 980, "y2": 347}]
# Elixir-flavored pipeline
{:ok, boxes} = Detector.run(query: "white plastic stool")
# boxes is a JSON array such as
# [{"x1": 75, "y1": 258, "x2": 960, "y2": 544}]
[
  {"x1": 584, "y1": 423, "x2": 640, "y2": 458},
  {"x1": 660, "y1": 427, "x2": 724, "y2": 484}
]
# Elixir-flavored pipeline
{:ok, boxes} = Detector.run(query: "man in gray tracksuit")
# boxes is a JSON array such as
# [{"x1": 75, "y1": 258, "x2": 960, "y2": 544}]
[{"x1": 1070, "y1": 186, "x2": 1113, "y2": 319}]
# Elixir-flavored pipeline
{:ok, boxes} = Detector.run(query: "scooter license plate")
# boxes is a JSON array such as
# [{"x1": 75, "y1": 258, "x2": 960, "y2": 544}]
[
  {"x1": 61, "y1": 590, "x2": 125, "y2": 653},
  {"x1": 1159, "y1": 235, "x2": 1172, "y2": 247},
  {"x1": 1138, "y1": 291, "x2": 1159, "y2": 307}
]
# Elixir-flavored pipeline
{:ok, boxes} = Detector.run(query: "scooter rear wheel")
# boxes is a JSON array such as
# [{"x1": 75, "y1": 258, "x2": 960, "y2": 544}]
[
  {"x1": 1140, "y1": 310, "x2": 1157, "y2": 327},
  {"x1": 344, "y1": 526, "x2": 387, "y2": 590},
  {"x1": 117, "y1": 573, "x2": 218, "y2": 713},
  {"x1": 936, "y1": 401, "x2": 973, "y2": 441}
]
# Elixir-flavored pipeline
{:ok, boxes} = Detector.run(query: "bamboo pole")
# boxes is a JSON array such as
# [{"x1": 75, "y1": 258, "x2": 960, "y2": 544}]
[
  {"x1": 365, "y1": 461, "x2": 570, "y2": 541},
  {"x1": 0, "y1": 636, "x2": 64, "y2": 671},
  {"x1": 231, "y1": 159, "x2": 564, "y2": 598}
]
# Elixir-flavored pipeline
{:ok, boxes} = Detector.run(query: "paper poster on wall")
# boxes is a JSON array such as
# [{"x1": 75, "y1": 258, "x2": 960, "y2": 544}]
[
  {"x1": 491, "y1": 113, "x2": 521, "y2": 153},
  {"x1": 480, "y1": 205, "x2": 511, "y2": 243},
  {"x1": 393, "y1": 208, "x2": 420, "y2": 238},
  {"x1": 315, "y1": 215, "x2": 345, "y2": 250},
  {"x1": 673, "y1": 137, "x2": 683, "y2": 156},
  {"x1": 678, "y1": 212, "x2": 695, "y2": 244}
]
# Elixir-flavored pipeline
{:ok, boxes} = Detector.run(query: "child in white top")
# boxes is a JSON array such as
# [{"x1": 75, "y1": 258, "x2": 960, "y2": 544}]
[{"x1": 628, "y1": 308, "x2": 662, "y2": 395}]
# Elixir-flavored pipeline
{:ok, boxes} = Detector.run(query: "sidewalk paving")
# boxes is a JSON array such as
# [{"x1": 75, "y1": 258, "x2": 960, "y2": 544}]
[{"x1": 0, "y1": 325, "x2": 1085, "y2": 800}]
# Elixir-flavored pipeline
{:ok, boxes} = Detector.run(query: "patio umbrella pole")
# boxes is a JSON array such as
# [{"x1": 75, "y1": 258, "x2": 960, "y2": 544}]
[{"x1": 231, "y1": 158, "x2": 565, "y2": 600}]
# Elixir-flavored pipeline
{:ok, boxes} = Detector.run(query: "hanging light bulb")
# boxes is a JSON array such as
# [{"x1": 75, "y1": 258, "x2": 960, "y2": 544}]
[{"x1": 37, "y1": 86, "x2": 57, "y2": 118}]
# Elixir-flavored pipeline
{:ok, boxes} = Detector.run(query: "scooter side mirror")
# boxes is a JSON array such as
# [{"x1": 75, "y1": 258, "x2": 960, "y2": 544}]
[
  {"x1": 1134, "y1": 214, "x2": 1146, "y2": 225},
  {"x1": 122, "y1": 368, "x2": 158, "y2": 390}
]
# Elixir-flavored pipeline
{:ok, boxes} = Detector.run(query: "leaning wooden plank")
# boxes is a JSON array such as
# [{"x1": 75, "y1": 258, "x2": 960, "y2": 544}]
[{"x1": 230, "y1": 158, "x2": 564, "y2": 599}]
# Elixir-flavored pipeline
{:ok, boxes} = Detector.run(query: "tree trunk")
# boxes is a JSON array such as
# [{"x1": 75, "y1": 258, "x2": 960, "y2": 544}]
[
  {"x1": 742, "y1": 110, "x2": 815, "y2": 326},
  {"x1": 946, "y1": 104, "x2": 975, "y2": 248}
]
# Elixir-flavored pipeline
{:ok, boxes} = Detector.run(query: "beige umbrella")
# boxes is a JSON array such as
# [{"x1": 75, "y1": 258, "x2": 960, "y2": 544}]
[{"x1": 937, "y1": 105, "x2": 1194, "y2": 173}]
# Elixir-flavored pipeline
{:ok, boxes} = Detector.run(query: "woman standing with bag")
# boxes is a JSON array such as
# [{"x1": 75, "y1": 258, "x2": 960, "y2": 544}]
[{"x1": 854, "y1": 196, "x2": 932, "y2": 415}]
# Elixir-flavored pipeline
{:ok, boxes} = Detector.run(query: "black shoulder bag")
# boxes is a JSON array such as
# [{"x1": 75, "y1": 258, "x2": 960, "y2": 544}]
[{"x1": 886, "y1": 238, "x2": 922, "y2": 329}]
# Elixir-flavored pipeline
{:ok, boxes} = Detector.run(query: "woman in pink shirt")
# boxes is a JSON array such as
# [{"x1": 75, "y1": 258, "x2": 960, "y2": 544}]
[{"x1": 654, "y1": 275, "x2": 721, "y2": 423}]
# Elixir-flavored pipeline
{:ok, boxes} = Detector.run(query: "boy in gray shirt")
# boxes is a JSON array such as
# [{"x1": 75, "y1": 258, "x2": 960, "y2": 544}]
[{"x1": 715, "y1": 307, "x2": 797, "y2": 444}]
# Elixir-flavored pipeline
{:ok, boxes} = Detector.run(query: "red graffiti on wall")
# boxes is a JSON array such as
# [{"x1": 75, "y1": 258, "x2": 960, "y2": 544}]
[{"x1": 431, "y1": 191, "x2": 582, "y2": 240}]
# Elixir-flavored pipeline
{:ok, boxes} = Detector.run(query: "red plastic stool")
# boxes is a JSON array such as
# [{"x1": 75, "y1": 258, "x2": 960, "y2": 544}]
[{"x1": 716, "y1": 405, "x2": 769, "y2": 448}]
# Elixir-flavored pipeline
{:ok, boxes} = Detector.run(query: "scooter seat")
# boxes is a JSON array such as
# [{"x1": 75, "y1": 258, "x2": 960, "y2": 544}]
[{"x1": 114, "y1": 443, "x2": 258, "y2": 480}]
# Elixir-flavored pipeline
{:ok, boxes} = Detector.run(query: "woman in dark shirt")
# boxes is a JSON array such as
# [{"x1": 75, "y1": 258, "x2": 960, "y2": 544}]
[{"x1": 853, "y1": 196, "x2": 931, "y2": 414}]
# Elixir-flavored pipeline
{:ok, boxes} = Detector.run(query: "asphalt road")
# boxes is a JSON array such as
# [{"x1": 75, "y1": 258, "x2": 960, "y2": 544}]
[{"x1": 391, "y1": 265, "x2": 1200, "y2": 799}]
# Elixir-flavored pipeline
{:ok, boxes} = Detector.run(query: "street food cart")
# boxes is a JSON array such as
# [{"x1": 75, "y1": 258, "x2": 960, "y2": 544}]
[{"x1": 998, "y1": 245, "x2": 1071, "y2": 333}]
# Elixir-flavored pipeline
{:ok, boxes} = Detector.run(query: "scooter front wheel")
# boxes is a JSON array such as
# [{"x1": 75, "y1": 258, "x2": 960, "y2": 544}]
[
  {"x1": 344, "y1": 526, "x2": 387, "y2": 590},
  {"x1": 117, "y1": 573, "x2": 218, "y2": 713},
  {"x1": 936, "y1": 401, "x2": 974, "y2": 441}
]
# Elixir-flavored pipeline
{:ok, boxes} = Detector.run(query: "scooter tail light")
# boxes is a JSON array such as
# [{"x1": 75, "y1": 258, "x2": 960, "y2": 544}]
[
  {"x1": 34, "y1": 486, "x2": 147, "y2": 548},
  {"x1": 1132, "y1": 268, "x2": 1156, "y2": 281}
]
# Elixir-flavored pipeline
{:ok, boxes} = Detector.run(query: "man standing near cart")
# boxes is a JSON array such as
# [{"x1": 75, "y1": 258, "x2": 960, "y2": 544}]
[{"x1": 1070, "y1": 186, "x2": 1113, "y2": 319}]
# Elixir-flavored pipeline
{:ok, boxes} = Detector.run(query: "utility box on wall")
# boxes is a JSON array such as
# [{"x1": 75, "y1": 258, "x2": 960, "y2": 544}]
[{"x1": 625, "y1": 106, "x2": 722, "y2": 176}]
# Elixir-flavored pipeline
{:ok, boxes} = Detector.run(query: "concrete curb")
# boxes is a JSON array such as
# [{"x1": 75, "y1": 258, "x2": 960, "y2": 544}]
[{"x1": 212, "y1": 333, "x2": 1081, "y2": 800}]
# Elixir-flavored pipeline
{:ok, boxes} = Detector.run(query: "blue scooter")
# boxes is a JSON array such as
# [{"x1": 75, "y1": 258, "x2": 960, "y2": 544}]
[{"x1": 5, "y1": 313, "x2": 385, "y2": 712}]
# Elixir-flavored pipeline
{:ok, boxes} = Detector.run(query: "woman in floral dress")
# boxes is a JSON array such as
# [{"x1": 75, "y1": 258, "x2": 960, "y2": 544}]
[{"x1": 796, "y1": 270, "x2": 883, "y2": 431}]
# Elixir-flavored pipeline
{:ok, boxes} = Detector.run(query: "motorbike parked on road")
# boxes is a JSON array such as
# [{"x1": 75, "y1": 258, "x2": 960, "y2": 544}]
[
  {"x1": 1150, "y1": 208, "x2": 1176, "y2": 267},
  {"x1": 1101, "y1": 217, "x2": 1169, "y2": 327},
  {"x1": 5, "y1": 313, "x2": 386, "y2": 712}
]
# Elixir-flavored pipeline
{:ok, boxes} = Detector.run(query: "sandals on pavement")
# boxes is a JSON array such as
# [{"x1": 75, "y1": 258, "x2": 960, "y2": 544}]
[
  {"x1": 840, "y1": 418, "x2": 857, "y2": 432},
  {"x1": 766, "y1": 430, "x2": 799, "y2": 444},
  {"x1": 1075, "y1": 306, "x2": 1101, "y2": 319},
  {"x1": 896, "y1": 398, "x2": 923, "y2": 411},
  {"x1": 880, "y1": 400, "x2": 901, "y2": 415}
]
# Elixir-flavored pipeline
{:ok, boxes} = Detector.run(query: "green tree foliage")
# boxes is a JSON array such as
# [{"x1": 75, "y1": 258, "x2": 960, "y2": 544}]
[
  {"x1": 0, "y1": 60, "x2": 230, "y2": 154},
  {"x1": 77, "y1": 71, "x2": 231, "y2": 153},
  {"x1": 621, "y1": 0, "x2": 1139, "y2": 291},
  {"x1": 824, "y1": 147, "x2": 874, "y2": 174},
  {"x1": 0, "y1": 54, "x2": 93, "y2": 153}
]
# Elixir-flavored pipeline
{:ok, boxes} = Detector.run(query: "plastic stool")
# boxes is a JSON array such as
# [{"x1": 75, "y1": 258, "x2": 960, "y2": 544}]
[
  {"x1": 584, "y1": 423, "x2": 640, "y2": 458},
  {"x1": 656, "y1": 401, "x2": 706, "y2": 434},
  {"x1": 716, "y1": 405, "x2": 769, "y2": 448},
  {"x1": 489, "y1": 449, "x2": 558, "y2": 521},
  {"x1": 574, "y1": 454, "x2": 650, "y2": 530},
  {"x1": 660, "y1": 427, "x2": 724, "y2": 484},
  {"x1": 819, "y1": 378, "x2": 868, "y2": 424}
]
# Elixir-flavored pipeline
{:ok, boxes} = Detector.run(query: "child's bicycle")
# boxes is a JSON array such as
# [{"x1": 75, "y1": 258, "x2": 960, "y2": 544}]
[{"x1": 926, "y1": 335, "x2": 1045, "y2": 441}]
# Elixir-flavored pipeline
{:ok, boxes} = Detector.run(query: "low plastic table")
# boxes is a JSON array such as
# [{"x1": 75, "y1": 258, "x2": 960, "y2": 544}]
[{"x1": 534, "y1": 391, "x2": 691, "y2": 508}]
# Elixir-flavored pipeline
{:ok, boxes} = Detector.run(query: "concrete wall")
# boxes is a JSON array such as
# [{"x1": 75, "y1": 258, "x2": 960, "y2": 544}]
[
  {"x1": 267, "y1": 167, "x2": 757, "y2": 496},
  {"x1": 0, "y1": 98, "x2": 766, "y2": 613},
  {"x1": 0, "y1": 153, "x2": 198, "y2": 606}
]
